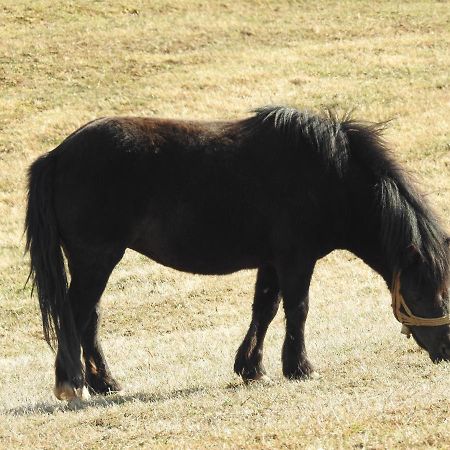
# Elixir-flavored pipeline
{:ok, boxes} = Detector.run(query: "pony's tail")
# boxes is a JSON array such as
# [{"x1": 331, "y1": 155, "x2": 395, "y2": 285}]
[{"x1": 25, "y1": 151, "x2": 77, "y2": 375}]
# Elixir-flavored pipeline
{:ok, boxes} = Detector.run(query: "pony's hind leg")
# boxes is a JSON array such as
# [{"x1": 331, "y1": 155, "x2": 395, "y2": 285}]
[
  {"x1": 54, "y1": 248, "x2": 123, "y2": 400},
  {"x1": 234, "y1": 265, "x2": 281, "y2": 383},
  {"x1": 53, "y1": 300, "x2": 86, "y2": 401},
  {"x1": 82, "y1": 305, "x2": 122, "y2": 395}
]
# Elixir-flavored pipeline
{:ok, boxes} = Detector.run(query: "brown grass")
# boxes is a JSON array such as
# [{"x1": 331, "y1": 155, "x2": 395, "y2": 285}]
[{"x1": 0, "y1": 0, "x2": 449, "y2": 448}]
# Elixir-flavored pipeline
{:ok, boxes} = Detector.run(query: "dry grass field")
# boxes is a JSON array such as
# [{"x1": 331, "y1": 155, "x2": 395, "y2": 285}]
[{"x1": 1, "y1": 0, "x2": 449, "y2": 448}]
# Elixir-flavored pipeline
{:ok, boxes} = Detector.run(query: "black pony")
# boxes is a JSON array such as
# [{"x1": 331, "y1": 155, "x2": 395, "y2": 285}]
[{"x1": 25, "y1": 106, "x2": 450, "y2": 400}]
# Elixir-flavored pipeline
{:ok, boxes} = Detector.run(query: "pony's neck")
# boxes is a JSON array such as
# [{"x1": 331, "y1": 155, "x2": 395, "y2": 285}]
[
  {"x1": 353, "y1": 243, "x2": 395, "y2": 287},
  {"x1": 341, "y1": 186, "x2": 394, "y2": 287},
  {"x1": 345, "y1": 237, "x2": 393, "y2": 287}
]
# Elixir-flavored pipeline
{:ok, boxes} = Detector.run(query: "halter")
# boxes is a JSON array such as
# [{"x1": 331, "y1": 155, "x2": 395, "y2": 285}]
[{"x1": 391, "y1": 272, "x2": 450, "y2": 338}]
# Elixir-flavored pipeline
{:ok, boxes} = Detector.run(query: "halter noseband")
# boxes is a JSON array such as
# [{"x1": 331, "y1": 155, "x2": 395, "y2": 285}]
[{"x1": 391, "y1": 272, "x2": 450, "y2": 338}]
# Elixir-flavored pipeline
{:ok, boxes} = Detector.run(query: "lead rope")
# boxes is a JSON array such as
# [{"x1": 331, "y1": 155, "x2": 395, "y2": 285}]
[{"x1": 391, "y1": 272, "x2": 450, "y2": 338}]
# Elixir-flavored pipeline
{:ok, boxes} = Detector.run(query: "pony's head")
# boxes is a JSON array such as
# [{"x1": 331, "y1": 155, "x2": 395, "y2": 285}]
[{"x1": 393, "y1": 241, "x2": 450, "y2": 362}]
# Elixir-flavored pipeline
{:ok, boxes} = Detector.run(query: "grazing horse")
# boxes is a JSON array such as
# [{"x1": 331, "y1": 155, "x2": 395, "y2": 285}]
[{"x1": 25, "y1": 106, "x2": 450, "y2": 401}]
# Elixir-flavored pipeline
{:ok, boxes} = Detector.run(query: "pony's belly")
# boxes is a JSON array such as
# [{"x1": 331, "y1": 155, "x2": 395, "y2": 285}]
[
  {"x1": 130, "y1": 242, "x2": 261, "y2": 275},
  {"x1": 129, "y1": 221, "x2": 265, "y2": 275}
]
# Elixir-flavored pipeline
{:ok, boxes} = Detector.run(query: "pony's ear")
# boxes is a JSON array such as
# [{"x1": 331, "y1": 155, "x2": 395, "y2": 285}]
[{"x1": 404, "y1": 244, "x2": 423, "y2": 266}]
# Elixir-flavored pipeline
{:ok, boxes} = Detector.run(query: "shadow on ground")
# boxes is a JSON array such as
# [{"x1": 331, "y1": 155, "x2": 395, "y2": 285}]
[{"x1": 5, "y1": 380, "x2": 247, "y2": 416}]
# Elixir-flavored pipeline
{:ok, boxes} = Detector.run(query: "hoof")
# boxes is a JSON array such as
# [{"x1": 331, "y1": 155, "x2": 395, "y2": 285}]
[
  {"x1": 287, "y1": 371, "x2": 320, "y2": 381},
  {"x1": 54, "y1": 382, "x2": 91, "y2": 401},
  {"x1": 86, "y1": 376, "x2": 122, "y2": 396},
  {"x1": 283, "y1": 361, "x2": 314, "y2": 380}
]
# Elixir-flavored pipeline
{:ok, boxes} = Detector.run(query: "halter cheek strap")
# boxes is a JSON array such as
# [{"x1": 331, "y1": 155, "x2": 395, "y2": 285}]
[{"x1": 391, "y1": 272, "x2": 450, "y2": 338}]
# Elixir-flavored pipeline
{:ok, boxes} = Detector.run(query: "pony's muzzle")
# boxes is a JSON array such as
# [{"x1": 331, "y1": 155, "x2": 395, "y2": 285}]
[
  {"x1": 429, "y1": 330, "x2": 450, "y2": 362},
  {"x1": 438, "y1": 333, "x2": 450, "y2": 361}
]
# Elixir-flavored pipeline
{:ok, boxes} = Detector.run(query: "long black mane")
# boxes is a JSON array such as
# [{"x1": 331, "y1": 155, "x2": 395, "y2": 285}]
[{"x1": 243, "y1": 106, "x2": 449, "y2": 287}]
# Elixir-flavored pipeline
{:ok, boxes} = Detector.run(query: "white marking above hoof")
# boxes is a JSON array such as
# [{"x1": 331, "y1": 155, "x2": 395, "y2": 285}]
[
  {"x1": 54, "y1": 383, "x2": 91, "y2": 401},
  {"x1": 76, "y1": 385, "x2": 91, "y2": 400}
]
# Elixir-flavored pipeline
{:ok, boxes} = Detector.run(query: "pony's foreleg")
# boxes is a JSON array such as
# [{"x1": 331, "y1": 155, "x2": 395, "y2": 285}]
[
  {"x1": 278, "y1": 258, "x2": 316, "y2": 379},
  {"x1": 82, "y1": 306, "x2": 122, "y2": 395},
  {"x1": 234, "y1": 265, "x2": 280, "y2": 383}
]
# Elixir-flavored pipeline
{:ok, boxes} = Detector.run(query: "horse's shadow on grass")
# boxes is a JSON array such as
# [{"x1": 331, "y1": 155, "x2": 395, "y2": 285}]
[{"x1": 6, "y1": 381, "x2": 245, "y2": 416}]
